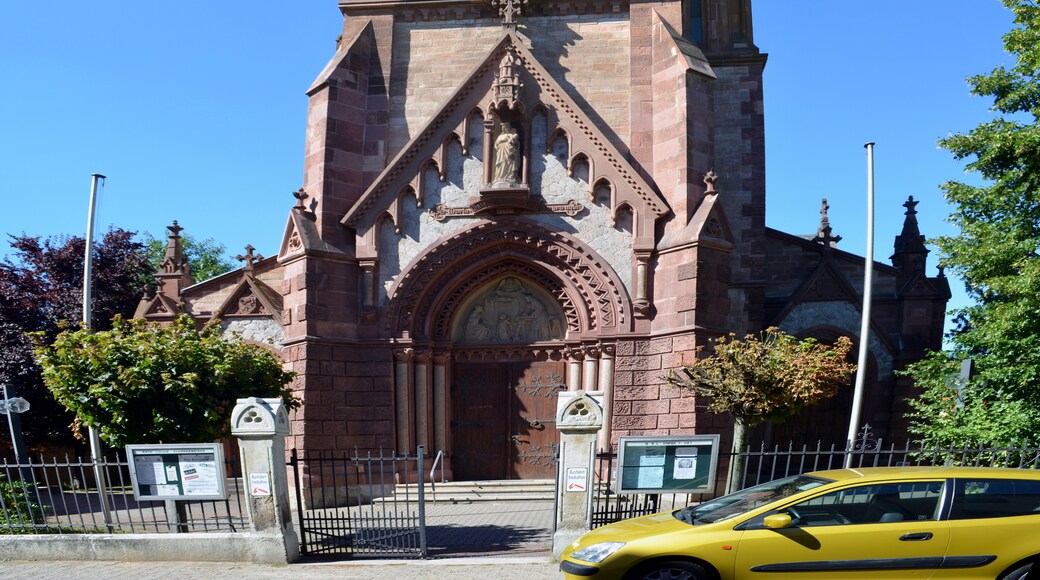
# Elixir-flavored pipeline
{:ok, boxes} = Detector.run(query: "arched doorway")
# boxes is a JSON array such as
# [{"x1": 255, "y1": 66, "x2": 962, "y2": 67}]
[
  {"x1": 385, "y1": 218, "x2": 633, "y2": 481},
  {"x1": 449, "y1": 277, "x2": 568, "y2": 480}
]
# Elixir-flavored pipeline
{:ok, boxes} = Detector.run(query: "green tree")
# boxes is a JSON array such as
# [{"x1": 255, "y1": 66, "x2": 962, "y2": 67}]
[
  {"x1": 0, "y1": 229, "x2": 153, "y2": 446},
  {"x1": 142, "y1": 232, "x2": 235, "y2": 282},
  {"x1": 34, "y1": 315, "x2": 297, "y2": 447},
  {"x1": 904, "y1": 1, "x2": 1040, "y2": 445},
  {"x1": 667, "y1": 328, "x2": 855, "y2": 491}
]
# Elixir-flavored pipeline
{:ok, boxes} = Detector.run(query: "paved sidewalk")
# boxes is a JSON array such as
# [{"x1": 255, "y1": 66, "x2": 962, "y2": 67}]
[
  {"x1": 423, "y1": 500, "x2": 555, "y2": 556},
  {"x1": 2, "y1": 557, "x2": 562, "y2": 580},
  {"x1": 3, "y1": 500, "x2": 565, "y2": 579}
]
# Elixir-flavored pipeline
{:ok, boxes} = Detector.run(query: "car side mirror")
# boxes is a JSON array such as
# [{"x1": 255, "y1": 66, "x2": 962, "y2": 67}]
[{"x1": 763, "y1": 513, "x2": 793, "y2": 529}]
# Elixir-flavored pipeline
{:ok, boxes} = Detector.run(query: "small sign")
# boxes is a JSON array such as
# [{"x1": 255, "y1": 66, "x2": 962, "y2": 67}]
[
  {"x1": 566, "y1": 467, "x2": 588, "y2": 492},
  {"x1": 249, "y1": 472, "x2": 271, "y2": 496}
]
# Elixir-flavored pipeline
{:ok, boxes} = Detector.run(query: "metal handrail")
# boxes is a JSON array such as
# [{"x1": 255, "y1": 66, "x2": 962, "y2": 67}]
[{"x1": 429, "y1": 449, "x2": 446, "y2": 494}]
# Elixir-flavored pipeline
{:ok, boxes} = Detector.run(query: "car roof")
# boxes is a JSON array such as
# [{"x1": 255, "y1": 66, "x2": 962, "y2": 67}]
[{"x1": 807, "y1": 465, "x2": 1040, "y2": 481}]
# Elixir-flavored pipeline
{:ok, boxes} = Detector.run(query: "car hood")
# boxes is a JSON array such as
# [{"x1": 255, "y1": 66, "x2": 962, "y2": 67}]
[{"x1": 567, "y1": 510, "x2": 697, "y2": 551}]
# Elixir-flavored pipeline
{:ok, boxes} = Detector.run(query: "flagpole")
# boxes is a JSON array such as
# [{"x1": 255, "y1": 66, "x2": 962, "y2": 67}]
[
  {"x1": 845, "y1": 143, "x2": 876, "y2": 468},
  {"x1": 84, "y1": 172, "x2": 113, "y2": 525}
]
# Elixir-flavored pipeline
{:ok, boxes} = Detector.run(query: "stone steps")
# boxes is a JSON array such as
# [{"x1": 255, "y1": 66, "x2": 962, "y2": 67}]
[{"x1": 387, "y1": 479, "x2": 556, "y2": 503}]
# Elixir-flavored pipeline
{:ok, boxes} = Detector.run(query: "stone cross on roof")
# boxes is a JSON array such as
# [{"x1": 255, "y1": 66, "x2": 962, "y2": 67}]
[
  {"x1": 492, "y1": 0, "x2": 527, "y2": 29},
  {"x1": 703, "y1": 169, "x2": 719, "y2": 194},
  {"x1": 903, "y1": 195, "x2": 919, "y2": 217},
  {"x1": 236, "y1": 244, "x2": 263, "y2": 270},
  {"x1": 167, "y1": 220, "x2": 184, "y2": 238},
  {"x1": 812, "y1": 197, "x2": 842, "y2": 248},
  {"x1": 293, "y1": 187, "x2": 308, "y2": 210}
]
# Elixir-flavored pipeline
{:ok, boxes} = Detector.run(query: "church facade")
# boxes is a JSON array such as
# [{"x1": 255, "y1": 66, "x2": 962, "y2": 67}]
[{"x1": 137, "y1": 0, "x2": 949, "y2": 480}]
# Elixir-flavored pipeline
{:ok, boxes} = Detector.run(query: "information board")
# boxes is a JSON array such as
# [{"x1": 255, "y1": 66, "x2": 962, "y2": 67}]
[
  {"x1": 126, "y1": 443, "x2": 227, "y2": 501},
  {"x1": 617, "y1": 435, "x2": 720, "y2": 494}
]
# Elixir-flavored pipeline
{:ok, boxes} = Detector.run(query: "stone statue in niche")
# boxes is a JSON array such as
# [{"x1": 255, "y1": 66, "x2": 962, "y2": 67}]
[
  {"x1": 459, "y1": 277, "x2": 563, "y2": 343},
  {"x1": 491, "y1": 123, "x2": 520, "y2": 185}
]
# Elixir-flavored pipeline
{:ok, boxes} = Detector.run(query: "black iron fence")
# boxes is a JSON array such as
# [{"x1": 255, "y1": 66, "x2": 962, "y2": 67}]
[
  {"x1": 0, "y1": 452, "x2": 246, "y2": 534},
  {"x1": 289, "y1": 446, "x2": 427, "y2": 559},
  {"x1": 591, "y1": 440, "x2": 1040, "y2": 528}
]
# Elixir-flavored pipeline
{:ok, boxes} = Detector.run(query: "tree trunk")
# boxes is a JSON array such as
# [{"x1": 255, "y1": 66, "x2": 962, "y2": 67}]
[{"x1": 725, "y1": 418, "x2": 749, "y2": 494}]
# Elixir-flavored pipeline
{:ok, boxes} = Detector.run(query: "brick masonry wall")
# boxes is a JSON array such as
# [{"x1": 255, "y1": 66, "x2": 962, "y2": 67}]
[
  {"x1": 286, "y1": 341, "x2": 395, "y2": 452},
  {"x1": 710, "y1": 63, "x2": 766, "y2": 334},
  {"x1": 609, "y1": 335, "x2": 733, "y2": 446},
  {"x1": 389, "y1": 15, "x2": 631, "y2": 156}
]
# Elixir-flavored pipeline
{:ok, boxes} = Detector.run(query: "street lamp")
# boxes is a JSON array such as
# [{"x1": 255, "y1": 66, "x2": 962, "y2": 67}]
[{"x1": 1, "y1": 383, "x2": 31, "y2": 466}]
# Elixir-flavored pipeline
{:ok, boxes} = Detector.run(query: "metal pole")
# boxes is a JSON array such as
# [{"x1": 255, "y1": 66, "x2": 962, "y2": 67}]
[
  {"x1": 84, "y1": 173, "x2": 113, "y2": 525},
  {"x1": 845, "y1": 143, "x2": 876, "y2": 468},
  {"x1": 2, "y1": 384, "x2": 29, "y2": 465}
]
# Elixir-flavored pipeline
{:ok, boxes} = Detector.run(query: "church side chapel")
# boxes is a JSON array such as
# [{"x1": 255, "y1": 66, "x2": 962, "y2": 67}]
[{"x1": 136, "y1": 0, "x2": 949, "y2": 481}]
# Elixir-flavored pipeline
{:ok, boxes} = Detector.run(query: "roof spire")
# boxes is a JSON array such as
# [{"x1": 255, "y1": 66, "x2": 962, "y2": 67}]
[{"x1": 892, "y1": 195, "x2": 928, "y2": 273}]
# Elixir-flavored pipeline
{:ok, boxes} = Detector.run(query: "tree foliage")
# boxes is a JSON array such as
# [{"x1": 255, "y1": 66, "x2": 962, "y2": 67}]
[
  {"x1": 143, "y1": 232, "x2": 235, "y2": 283},
  {"x1": 667, "y1": 328, "x2": 855, "y2": 491},
  {"x1": 905, "y1": 1, "x2": 1040, "y2": 444},
  {"x1": 0, "y1": 229, "x2": 153, "y2": 445},
  {"x1": 35, "y1": 315, "x2": 298, "y2": 447},
  {"x1": 667, "y1": 328, "x2": 856, "y2": 429}
]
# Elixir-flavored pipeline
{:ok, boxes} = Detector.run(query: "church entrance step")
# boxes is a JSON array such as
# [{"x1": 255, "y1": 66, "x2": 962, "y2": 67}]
[{"x1": 385, "y1": 479, "x2": 556, "y2": 503}]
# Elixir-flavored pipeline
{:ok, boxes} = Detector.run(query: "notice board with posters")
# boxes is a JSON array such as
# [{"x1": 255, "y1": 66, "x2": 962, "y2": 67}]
[
  {"x1": 126, "y1": 443, "x2": 227, "y2": 501},
  {"x1": 617, "y1": 435, "x2": 720, "y2": 494}
]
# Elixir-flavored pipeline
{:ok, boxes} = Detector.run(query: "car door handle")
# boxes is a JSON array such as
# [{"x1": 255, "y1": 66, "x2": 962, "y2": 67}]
[{"x1": 899, "y1": 532, "x2": 933, "y2": 541}]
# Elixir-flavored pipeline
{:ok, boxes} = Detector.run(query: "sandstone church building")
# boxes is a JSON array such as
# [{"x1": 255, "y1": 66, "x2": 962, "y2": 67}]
[{"x1": 137, "y1": 0, "x2": 949, "y2": 480}]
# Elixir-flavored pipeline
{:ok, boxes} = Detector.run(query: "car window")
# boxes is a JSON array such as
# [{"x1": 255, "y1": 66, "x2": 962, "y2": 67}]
[
  {"x1": 677, "y1": 474, "x2": 830, "y2": 525},
  {"x1": 771, "y1": 481, "x2": 944, "y2": 527},
  {"x1": 949, "y1": 478, "x2": 1040, "y2": 520}
]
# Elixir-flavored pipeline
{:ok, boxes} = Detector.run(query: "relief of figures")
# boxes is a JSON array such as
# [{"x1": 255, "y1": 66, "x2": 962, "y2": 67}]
[{"x1": 459, "y1": 277, "x2": 563, "y2": 343}]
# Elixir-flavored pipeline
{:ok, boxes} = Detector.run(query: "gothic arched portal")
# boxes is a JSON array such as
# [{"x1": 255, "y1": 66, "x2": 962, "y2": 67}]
[{"x1": 386, "y1": 218, "x2": 629, "y2": 479}]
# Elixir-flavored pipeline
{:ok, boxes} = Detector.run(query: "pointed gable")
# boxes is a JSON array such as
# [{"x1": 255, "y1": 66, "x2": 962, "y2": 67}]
[
  {"x1": 341, "y1": 32, "x2": 669, "y2": 248},
  {"x1": 212, "y1": 276, "x2": 283, "y2": 320}
]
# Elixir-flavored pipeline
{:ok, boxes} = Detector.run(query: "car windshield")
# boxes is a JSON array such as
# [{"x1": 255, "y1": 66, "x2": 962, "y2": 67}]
[{"x1": 675, "y1": 474, "x2": 831, "y2": 525}]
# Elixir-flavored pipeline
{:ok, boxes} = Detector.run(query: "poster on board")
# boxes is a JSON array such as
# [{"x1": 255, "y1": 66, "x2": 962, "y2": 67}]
[{"x1": 126, "y1": 443, "x2": 227, "y2": 501}]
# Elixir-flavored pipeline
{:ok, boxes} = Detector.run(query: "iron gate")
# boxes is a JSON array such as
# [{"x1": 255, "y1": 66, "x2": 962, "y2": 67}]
[{"x1": 289, "y1": 446, "x2": 427, "y2": 558}]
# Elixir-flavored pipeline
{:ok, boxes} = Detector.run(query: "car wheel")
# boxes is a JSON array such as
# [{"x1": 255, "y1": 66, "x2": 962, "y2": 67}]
[
  {"x1": 1001, "y1": 562, "x2": 1033, "y2": 580},
  {"x1": 629, "y1": 560, "x2": 710, "y2": 580}
]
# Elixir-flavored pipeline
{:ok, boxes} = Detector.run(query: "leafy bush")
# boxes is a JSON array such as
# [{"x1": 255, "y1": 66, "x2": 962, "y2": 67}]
[{"x1": 0, "y1": 473, "x2": 46, "y2": 533}]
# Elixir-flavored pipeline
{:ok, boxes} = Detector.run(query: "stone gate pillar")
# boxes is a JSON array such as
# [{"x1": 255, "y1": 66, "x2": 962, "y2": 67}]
[
  {"x1": 553, "y1": 390, "x2": 603, "y2": 557},
  {"x1": 231, "y1": 397, "x2": 300, "y2": 563}
]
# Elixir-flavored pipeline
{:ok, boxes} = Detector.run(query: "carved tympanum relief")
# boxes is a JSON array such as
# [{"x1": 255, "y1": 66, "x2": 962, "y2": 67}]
[{"x1": 457, "y1": 276, "x2": 564, "y2": 343}]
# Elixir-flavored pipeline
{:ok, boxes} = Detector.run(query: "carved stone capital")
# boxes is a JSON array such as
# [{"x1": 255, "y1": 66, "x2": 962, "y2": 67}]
[{"x1": 393, "y1": 348, "x2": 414, "y2": 363}]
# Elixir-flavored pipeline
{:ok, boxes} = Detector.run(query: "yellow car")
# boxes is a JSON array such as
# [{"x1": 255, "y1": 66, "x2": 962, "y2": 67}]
[{"x1": 560, "y1": 466, "x2": 1040, "y2": 579}]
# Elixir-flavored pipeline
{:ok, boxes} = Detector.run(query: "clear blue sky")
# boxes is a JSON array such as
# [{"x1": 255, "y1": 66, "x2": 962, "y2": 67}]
[{"x1": 0, "y1": 1, "x2": 1017, "y2": 325}]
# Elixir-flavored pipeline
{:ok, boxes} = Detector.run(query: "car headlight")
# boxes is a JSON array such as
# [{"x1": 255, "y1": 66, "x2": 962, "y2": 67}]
[{"x1": 571, "y1": 541, "x2": 626, "y2": 563}]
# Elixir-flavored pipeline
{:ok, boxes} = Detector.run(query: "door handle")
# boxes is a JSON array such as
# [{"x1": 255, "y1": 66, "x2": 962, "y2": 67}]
[
  {"x1": 510, "y1": 434, "x2": 522, "y2": 443},
  {"x1": 899, "y1": 532, "x2": 933, "y2": 541}
]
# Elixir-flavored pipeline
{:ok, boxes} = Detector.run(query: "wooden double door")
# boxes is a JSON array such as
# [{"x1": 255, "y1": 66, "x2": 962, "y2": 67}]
[{"x1": 451, "y1": 360, "x2": 565, "y2": 480}]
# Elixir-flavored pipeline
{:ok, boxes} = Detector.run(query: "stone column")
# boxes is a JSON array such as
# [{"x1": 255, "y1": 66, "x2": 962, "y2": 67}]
[
  {"x1": 566, "y1": 347, "x2": 584, "y2": 391},
  {"x1": 597, "y1": 344, "x2": 616, "y2": 452},
  {"x1": 231, "y1": 397, "x2": 299, "y2": 563},
  {"x1": 582, "y1": 346, "x2": 599, "y2": 392},
  {"x1": 393, "y1": 348, "x2": 415, "y2": 453},
  {"x1": 553, "y1": 390, "x2": 603, "y2": 557},
  {"x1": 414, "y1": 350, "x2": 433, "y2": 449},
  {"x1": 432, "y1": 352, "x2": 451, "y2": 455}
]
